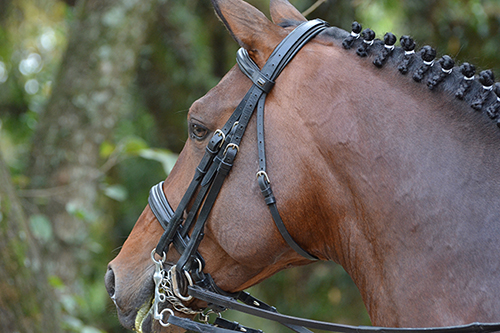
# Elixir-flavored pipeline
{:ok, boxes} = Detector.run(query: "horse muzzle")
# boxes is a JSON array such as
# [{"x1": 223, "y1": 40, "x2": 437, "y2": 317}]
[{"x1": 105, "y1": 255, "x2": 199, "y2": 333}]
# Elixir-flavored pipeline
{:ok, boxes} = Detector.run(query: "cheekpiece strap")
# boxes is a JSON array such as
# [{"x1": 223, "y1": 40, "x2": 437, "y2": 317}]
[
  {"x1": 236, "y1": 19, "x2": 327, "y2": 261},
  {"x1": 149, "y1": 19, "x2": 327, "y2": 310}
]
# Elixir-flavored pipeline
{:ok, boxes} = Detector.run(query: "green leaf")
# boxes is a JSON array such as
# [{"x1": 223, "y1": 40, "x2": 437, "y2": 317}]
[
  {"x1": 29, "y1": 214, "x2": 53, "y2": 243},
  {"x1": 123, "y1": 137, "x2": 149, "y2": 155},
  {"x1": 99, "y1": 140, "x2": 115, "y2": 158},
  {"x1": 103, "y1": 184, "x2": 128, "y2": 201},
  {"x1": 139, "y1": 148, "x2": 178, "y2": 175},
  {"x1": 48, "y1": 275, "x2": 65, "y2": 289},
  {"x1": 65, "y1": 202, "x2": 95, "y2": 222}
]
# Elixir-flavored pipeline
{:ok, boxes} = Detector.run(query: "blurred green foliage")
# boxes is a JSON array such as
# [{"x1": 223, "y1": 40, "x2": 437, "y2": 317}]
[{"x1": 1, "y1": 0, "x2": 500, "y2": 332}]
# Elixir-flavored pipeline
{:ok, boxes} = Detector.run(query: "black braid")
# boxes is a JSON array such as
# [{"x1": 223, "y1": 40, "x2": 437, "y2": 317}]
[
  {"x1": 373, "y1": 32, "x2": 397, "y2": 68},
  {"x1": 486, "y1": 83, "x2": 500, "y2": 119},
  {"x1": 342, "y1": 22, "x2": 362, "y2": 49},
  {"x1": 356, "y1": 29, "x2": 375, "y2": 57},
  {"x1": 339, "y1": 20, "x2": 500, "y2": 129},
  {"x1": 412, "y1": 46, "x2": 436, "y2": 82},
  {"x1": 427, "y1": 55, "x2": 455, "y2": 90},
  {"x1": 398, "y1": 35, "x2": 416, "y2": 75},
  {"x1": 455, "y1": 63, "x2": 476, "y2": 100},
  {"x1": 471, "y1": 70, "x2": 495, "y2": 110}
]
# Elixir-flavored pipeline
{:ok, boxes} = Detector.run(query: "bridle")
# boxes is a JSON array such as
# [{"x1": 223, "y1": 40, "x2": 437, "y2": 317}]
[
  {"x1": 147, "y1": 18, "x2": 325, "y2": 325},
  {"x1": 145, "y1": 19, "x2": 500, "y2": 333}
]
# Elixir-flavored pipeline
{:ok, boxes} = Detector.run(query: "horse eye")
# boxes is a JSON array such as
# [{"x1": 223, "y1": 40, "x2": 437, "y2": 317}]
[{"x1": 190, "y1": 123, "x2": 208, "y2": 140}]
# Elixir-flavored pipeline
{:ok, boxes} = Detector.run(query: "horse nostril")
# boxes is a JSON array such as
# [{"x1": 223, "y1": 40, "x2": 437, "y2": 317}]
[{"x1": 104, "y1": 266, "x2": 116, "y2": 298}]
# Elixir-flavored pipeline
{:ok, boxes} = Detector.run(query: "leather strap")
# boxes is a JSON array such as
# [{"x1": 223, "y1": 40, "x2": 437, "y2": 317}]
[
  {"x1": 148, "y1": 18, "x2": 328, "y2": 327},
  {"x1": 168, "y1": 316, "x2": 264, "y2": 333},
  {"x1": 237, "y1": 27, "x2": 323, "y2": 260},
  {"x1": 187, "y1": 286, "x2": 500, "y2": 333}
]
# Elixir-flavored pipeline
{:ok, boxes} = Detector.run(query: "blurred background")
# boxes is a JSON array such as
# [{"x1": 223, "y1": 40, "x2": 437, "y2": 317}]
[{"x1": 1, "y1": 0, "x2": 499, "y2": 332}]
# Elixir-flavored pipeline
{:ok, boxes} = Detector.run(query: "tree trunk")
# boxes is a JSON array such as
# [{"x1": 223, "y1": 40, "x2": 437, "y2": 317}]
[
  {"x1": 137, "y1": 0, "x2": 233, "y2": 153},
  {"x1": 26, "y1": 0, "x2": 158, "y2": 285},
  {"x1": 0, "y1": 150, "x2": 61, "y2": 333}
]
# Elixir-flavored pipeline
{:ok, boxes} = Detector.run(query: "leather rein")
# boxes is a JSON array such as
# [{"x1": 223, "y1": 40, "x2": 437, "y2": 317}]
[{"x1": 146, "y1": 19, "x2": 500, "y2": 333}]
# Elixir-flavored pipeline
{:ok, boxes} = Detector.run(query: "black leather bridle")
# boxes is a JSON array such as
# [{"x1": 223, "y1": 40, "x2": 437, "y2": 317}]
[
  {"x1": 146, "y1": 19, "x2": 500, "y2": 333},
  {"x1": 149, "y1": 18, "x2": 325, "y2": 298}
]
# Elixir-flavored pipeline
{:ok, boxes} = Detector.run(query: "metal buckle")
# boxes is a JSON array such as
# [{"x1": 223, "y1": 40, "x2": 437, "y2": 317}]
[
  {"x1": 213, "y1": 129, "x2": 225, "y2": 148},
  {"x1": 256, "y1": 170, "x2": 270, "y2": 184},
  {"x1": 171, "y1": 265, "x2": 194, "y2": 302},
  {"x1": 223, "y1": 143, "x2": 239, "y2": 155}
]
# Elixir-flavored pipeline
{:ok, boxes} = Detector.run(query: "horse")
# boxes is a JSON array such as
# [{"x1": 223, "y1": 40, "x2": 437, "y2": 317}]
[{"x1": 105, "y1": 0, "x2": 500, "y2": 332}]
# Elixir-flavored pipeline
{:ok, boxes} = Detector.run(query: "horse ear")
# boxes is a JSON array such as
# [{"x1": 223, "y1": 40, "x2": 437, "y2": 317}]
[
  {"x1": 211, "y1": 0, "x2": 286, "y2": 67},
  {"x1": 270, "y1": 0, "x2": 307, "y2": 25}
]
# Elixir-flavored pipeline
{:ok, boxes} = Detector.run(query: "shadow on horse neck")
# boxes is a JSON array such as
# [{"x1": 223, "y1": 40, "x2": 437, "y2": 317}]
[
  {"x1": 105, "y1": 0, "x2": 500, "y2": 331},
  {"x1": 264, "y1": 31, "x2": 500, "y2": 325},
  {"x1": 317, "y1": 41, "x2": 500, "y2": 326}
]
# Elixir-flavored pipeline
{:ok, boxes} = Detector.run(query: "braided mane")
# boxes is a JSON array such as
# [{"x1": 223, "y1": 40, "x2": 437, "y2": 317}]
[{"x1": 318, "y1": 21, "x2": 500, "y2": 127}]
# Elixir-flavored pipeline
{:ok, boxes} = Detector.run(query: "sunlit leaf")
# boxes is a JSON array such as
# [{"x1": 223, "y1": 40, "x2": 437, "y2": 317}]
[
  {"x1": 99, "y1": 140, "x2": 115, "y2": 159},
  {"x1": 123, "y1": 137, "x2": 149, "y2": 155},
  {"x1": 103, "y1": 184, "x2": 128, "y2": 202},
  {"x1": 139, "y1": 148, "x2": 178, "y2": 175},
  {"x1": 28, "y1": 214, "x2": 53, "y2": 243}
]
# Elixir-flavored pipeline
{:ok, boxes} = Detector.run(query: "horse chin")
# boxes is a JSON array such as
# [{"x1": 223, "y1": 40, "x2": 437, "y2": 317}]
[{"x1": 111, "y1": 271, "x2": 159, "y2": 332}]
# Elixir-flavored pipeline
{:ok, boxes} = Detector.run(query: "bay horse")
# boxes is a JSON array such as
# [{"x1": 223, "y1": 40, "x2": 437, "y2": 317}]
[{"x1": 105, "y1": 0, "x2": 500, "y2": 332}]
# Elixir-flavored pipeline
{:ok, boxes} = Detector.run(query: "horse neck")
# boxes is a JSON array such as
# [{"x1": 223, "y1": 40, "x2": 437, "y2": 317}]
[{"x1": 288, "y1": 47, "x2": 500, "y2": 326}]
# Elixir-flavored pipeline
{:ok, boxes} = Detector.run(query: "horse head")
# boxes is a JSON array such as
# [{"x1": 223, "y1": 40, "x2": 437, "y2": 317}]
[
  {"x1": 105, "y1": 0, "x2": 340, "y2": 331},
  {"x1": 106, "y1": 0, "x2": 500, "y2": 331}
]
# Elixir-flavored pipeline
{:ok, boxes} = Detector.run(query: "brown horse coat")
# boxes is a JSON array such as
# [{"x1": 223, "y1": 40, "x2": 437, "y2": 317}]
[{"x1": 106, "y1": 0, "x2": 500, "y2": 331}]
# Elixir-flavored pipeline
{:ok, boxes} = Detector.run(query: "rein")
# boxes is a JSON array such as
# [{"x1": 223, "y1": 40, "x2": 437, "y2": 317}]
[{"x1": 146, "y1": 18, "x2": 500, "y2": 333}]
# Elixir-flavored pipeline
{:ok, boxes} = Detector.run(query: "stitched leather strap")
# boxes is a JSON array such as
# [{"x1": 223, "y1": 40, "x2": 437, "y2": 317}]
[
  {"x1": 186, "y1": 286, "x2": 500, "y2": 333},
  {"x1": 149, "y1": 19, "x2": 327, "y2": 327},
  {"x1": 237, "y1": 20, "x2": 326, "y2": 260}
]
